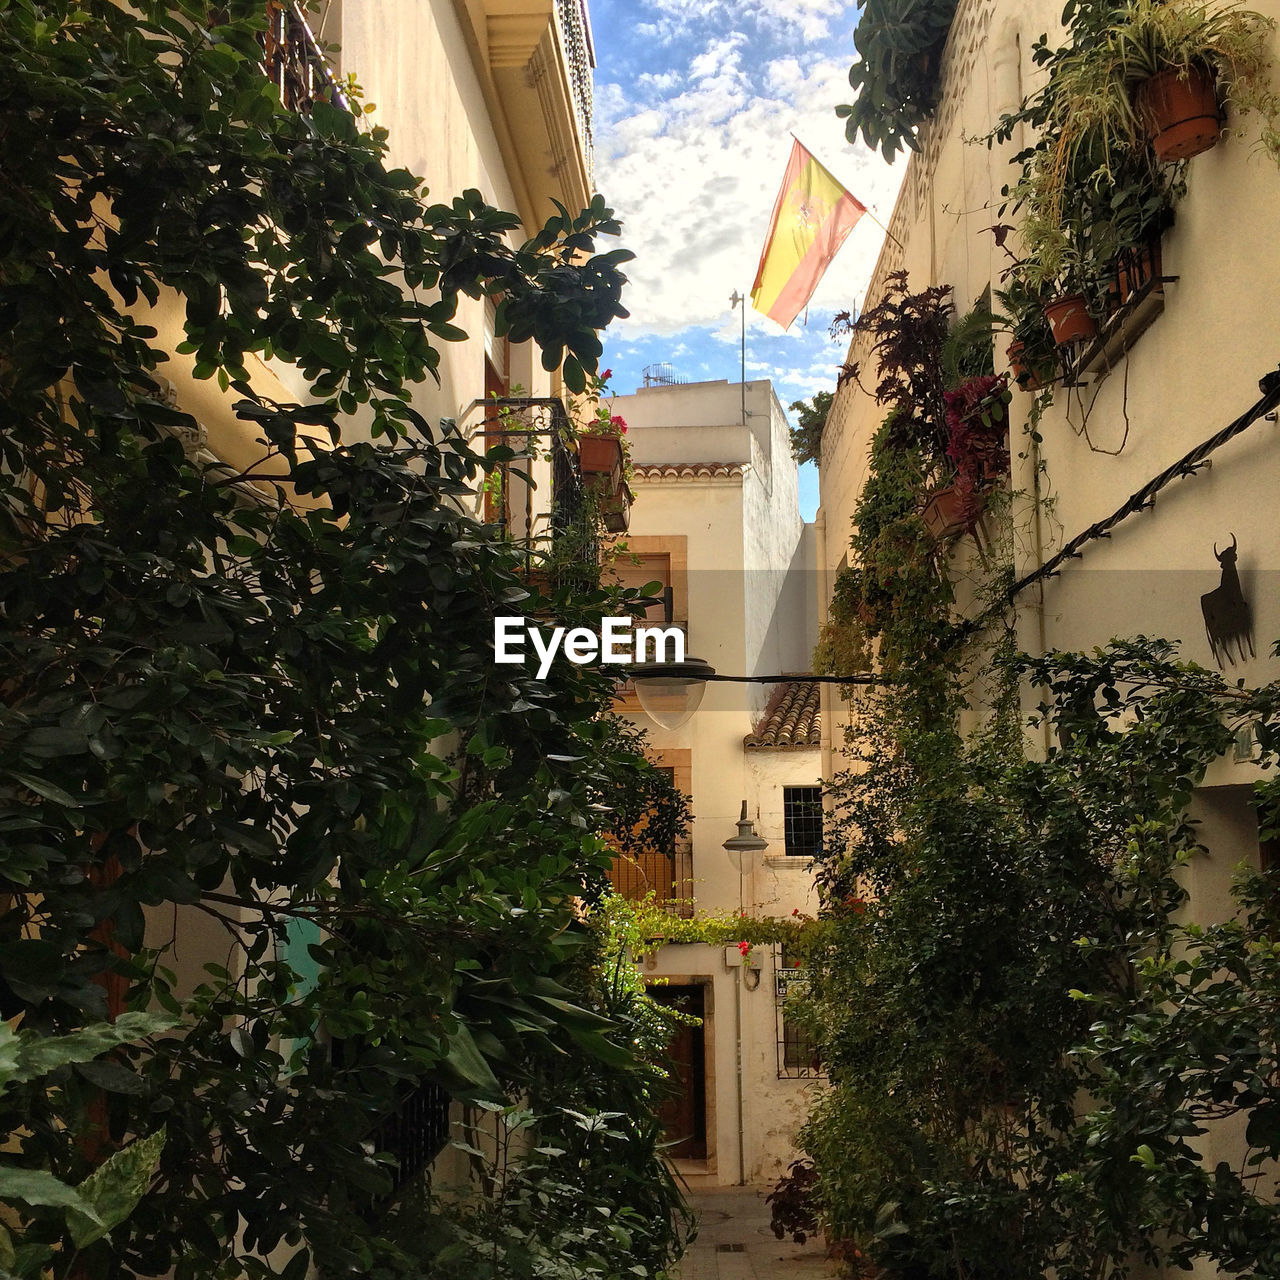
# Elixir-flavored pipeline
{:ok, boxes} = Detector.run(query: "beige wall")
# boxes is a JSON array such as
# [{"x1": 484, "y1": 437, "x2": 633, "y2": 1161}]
[{"x1": 617, "y1": 378, "x2": 824, "y2": 1184}]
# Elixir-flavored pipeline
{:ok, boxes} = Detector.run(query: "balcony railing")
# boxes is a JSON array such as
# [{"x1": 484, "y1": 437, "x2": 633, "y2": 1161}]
[
  {"x1": 607, "y1": 846, "x2": 694, "y2": 919},
  {"x1": 370, "y1": 1080, "x2": 452, "y2": 1200},
  {"x1": 554, "y1": 0, "x2": 595, "y2": 180},
  {"x1": 261, "y1": 1, "x2": 346, "y2": 114},
  {"x1": 469, "y1": 396, "x2": 594, "y2": 578}
]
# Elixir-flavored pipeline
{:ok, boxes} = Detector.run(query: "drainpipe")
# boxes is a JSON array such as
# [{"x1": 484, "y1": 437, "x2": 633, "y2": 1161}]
[
  {"x1": 815, "y1": 506, "x2": 834, "y2": 782},
  {"x1": 734, "y1": 961, "x2": 746, "y2": 1186}
]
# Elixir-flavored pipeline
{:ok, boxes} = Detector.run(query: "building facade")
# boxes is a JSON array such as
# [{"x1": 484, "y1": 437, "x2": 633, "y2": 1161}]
[
  {"x1": 814, "y1": 0, "x2": 1280, "y2": 1271},
  {"x1": 608, "y1": 377, "x2": 824, "y2": 1185}
]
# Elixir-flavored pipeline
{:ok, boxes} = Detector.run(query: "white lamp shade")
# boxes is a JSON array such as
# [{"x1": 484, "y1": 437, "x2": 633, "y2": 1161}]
[
  {"x1": 634, "y1": 674, "x2": 707, "y2": 730},
  {"x1": 629, "y1": 656, "x2": 717, "y2": 731}
]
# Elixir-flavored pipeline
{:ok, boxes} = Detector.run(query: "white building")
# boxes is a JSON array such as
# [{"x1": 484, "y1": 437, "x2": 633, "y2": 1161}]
[{"x1": 607, "y1": 377, "x2": 825, "y2": 1185}]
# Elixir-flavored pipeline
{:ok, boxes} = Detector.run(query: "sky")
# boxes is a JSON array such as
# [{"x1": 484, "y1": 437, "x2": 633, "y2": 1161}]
[{"x1": 587, "y1": 0, "x2": 906, "y2": 519}]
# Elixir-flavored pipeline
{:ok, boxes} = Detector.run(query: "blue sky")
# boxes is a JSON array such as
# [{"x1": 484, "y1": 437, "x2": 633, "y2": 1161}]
[{"x1": 587, "y1": 0, "x2": 905, "y2": 518}]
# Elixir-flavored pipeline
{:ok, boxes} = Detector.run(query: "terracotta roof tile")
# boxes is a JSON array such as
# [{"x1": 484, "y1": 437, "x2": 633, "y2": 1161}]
[
  {"x1": 631, "y1": 462, "x2": 747, "y2": 481},
  {"x1": 744, "y1": 681, "x2": 821, "y2": 749}
]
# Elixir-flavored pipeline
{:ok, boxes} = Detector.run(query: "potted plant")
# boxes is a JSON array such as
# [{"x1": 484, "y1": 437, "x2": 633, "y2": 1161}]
[
  {"x1": 990, "y1": 0, "x2": 1275, "y2": 355},
  {"x1": 599, "y1": 481, "x2": 632, "y2": 534},
  {"x1": 1116, "y1": 0, "x2": 1280, "y2": 162},
  {"x1": 993, "y1": 251, "x2": 1059, "y2": 391},
  {"x1": 573, "y1": 367, "x2": 631, "y2": 495},
  {"x1": 944, "y1": 375, "x2": 1011, "y2": 485},
  {"x1": 921, "y1": 480, "x2": 980, "y2": 542},
  {"x1": 1010, "y1": 164, "x2": 1105, "y2": 346}
]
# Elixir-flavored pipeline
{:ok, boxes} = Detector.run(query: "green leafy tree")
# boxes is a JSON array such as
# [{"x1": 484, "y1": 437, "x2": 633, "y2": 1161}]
[
  {"x1": 788, "y1": 390, "x2": 834, "y2": 468},
  {"x1": 0, "y1": 3, "x2": 688, "y2": 1277},
  {"x1": 836, "y1": 0, "x2": 959, "y2": 161}
]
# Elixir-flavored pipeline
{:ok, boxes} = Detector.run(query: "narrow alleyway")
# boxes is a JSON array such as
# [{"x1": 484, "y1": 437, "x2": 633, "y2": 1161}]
[{"x1": 676, "y1": 1180, "x2": 841, "y2": 1280}]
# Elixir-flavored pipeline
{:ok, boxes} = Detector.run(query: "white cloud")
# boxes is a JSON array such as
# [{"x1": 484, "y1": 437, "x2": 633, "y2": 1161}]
[
  {"x1": 638, "y1": 0, "x2": 837, "y2": 45},
  {"x1": 636, "y1": 69, "x2": 680, "y2": 93}
]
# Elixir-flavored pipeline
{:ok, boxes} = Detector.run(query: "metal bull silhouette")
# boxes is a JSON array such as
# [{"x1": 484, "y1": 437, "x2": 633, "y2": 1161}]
[{"x1": 1201, "y1": 534, "x2": 1255, "y2": 668}]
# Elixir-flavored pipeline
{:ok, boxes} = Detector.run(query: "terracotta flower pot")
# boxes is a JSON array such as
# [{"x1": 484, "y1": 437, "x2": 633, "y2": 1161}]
[
  {"x1": 600, "y1": 482, "x2": 632, "y2": 533},
  {"x1": 577, "y1": 432, "x2": 623, "y2": 491},
  {"x1": 921, "y1": 484, "x2": 980, "y2": 542},
  {"x1": 1007, "y1": 341, "x2": 1051, "y2": 392},
  {"x1": 1138, "y1": 65, "x2": 1221, "y2": 163},
  {"x1": 1043, "y1": 294, "x2": 1096, "y2": 346}
]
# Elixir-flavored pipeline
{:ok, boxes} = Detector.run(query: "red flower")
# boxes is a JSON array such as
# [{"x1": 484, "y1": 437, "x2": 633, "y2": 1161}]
[
  {"x1": 600, "y1": 368, "x2": 613, "y2": 381},
  {"x1": 737, "y1": 940, "x2": 751, "y2": 956}
]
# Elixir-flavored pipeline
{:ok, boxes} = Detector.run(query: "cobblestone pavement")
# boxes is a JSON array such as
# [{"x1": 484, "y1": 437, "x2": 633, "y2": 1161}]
[{"x1": 674, "y1": 1181, "x2": 841, "y2": 1280}]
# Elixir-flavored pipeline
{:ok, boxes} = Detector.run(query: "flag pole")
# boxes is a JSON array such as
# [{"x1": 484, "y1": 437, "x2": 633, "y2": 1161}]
[
  {"x1": 729, "y1": 290, "x2": 747, "y2": 424},
  {"x1": 788, "y1": 130, "x2": 904, "y2": 251}
]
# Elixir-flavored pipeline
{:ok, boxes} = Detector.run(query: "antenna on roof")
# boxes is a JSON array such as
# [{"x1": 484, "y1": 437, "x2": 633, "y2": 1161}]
[{"x1": 642, "y1": 362, "x2": 686, "y2": 388}]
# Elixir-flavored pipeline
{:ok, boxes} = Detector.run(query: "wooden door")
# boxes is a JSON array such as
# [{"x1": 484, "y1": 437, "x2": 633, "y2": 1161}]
[{"x1": 648, "y1": 983, "x2": 706, "y2": 1160}]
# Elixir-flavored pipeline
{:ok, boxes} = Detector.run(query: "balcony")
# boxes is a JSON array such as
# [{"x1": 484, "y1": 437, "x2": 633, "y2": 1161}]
[
  {"x1": 458, "y1": 0, "x2": 595, "y2": 223},
  {"x1": 261, "y1": 2, "x2": 346, "y2": 115},
  {"x1": 607, "y1": 845, "x2": 695, "y2": 919},
  {"x1": 464, "y1": 395, "x2": 594, "y2": 576}
]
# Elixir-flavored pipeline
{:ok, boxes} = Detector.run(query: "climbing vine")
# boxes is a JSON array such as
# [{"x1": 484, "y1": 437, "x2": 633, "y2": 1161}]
[{"x1": 796, "y1": 278, "x2": 1280, "y2": 1277}]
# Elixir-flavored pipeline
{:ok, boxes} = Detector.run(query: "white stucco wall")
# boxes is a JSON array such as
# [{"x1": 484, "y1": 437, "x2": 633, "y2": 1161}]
[
  {"x1": 617, "y1": 377, "x2": 824, "y2": 1184},
  {"x1": 321, "y1": 0, "x2": 560, "y2": 431}
]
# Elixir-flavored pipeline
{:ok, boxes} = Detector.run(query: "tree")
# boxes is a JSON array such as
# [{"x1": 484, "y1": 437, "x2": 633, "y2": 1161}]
[
  {"x1": 0, "y1": 3, "x2": 689, "y2": 1276},
  {"x1": 787, "y1": 390, "x2": 834, "y2": 468}
]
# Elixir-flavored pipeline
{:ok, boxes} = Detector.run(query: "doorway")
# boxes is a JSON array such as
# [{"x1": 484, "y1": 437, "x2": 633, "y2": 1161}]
[{"x1": 648, "y1": 982, "x2": 707, "y2": 1160}]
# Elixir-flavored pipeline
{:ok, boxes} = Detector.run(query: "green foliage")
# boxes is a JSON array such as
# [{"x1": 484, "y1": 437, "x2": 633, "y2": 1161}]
[
  {"x1": 803, "y1": 635, "x2": 1267, "y2": 1277},
  {"x1": 604, "y1": 892, "x2": 817, "y2": 963},
  {"x1": 991, "y1": 0, "x2": 1280, "y2": 335},
  {"x1": 0, "y1": 1017, "x2": 175, "y2": 1271},
  {"x1": 787, "y1": 390, "x2": 834, "y2": 468},
  {"x1": 823, "y1": 281, "x2": 1003, "y2": 672},
  {"x1": 836, "y1": 0, "x2": 960, "y2": 161},
  {"x1": 0, "y1": 3, "x2": 686, "y2": 1278},
  {"x1": 390, "y1": 916, "x2": 696, "y2": 1278},
  {"x1": 800, "y1": 257, "x2": 1280, "y2": 1276}
]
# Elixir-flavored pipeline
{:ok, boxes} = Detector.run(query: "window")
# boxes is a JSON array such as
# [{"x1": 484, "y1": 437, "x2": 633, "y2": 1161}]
[
  {"x1": 784, "y1": 786, "x2": 823, "y2": 858},
  {"x1": 775, "y1": 945, "x2": 822, "y2": 1079},
  {"x1": 611, "y1": 551, "x2": 674, "y2": 624}
]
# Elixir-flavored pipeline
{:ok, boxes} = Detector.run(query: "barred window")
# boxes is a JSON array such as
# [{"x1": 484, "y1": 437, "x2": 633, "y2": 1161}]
[
  {"x1": 775, "y1": 946, "x2": 822, "y2": 1079},
  {"x1": 784, "y1": 786, "x2": 823, "y2": 857}
]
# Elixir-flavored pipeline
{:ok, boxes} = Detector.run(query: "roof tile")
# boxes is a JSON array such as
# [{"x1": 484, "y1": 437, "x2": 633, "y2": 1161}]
[{"x1": 744, "y1": 681, "x2": 821, "y2": 749}]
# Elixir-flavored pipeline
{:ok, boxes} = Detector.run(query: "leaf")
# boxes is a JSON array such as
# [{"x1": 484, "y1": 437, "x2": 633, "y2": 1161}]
[
  {"x1": 0, "y1": 1014, "x2": 178, "y2": 1093},
  {"x1": 5, "y1": 772, "x2": 83, "y2": 810},
  {"x1": 0, "y1": 1166, "x2": 101, "y2": 1222},
  {"x1": 67, "y1": 1127, "x2": 166, "y2": 1247},
  {"x1": 441, "y1": 1022, "x2": 502, "y2": 1098},
  {"x1": 74, "y1": 1060, "x2": 147, "y2": 1095}
]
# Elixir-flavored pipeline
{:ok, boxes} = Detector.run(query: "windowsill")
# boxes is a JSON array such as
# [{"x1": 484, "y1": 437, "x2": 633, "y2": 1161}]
[
  {"x1": 1070, "y1": 274, "x2": 1172, "y2": 381},
  {"x1": 764, "y1": 855, "x2": 815, "y2": 870}
]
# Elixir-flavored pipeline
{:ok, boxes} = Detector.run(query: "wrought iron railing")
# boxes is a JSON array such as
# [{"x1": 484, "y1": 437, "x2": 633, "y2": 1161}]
[
  {"x1": 470, "y1": 396, "x2": 594, "y2": 577},
  {"x1": 607, "y1": 846, "x2": 694, "y2": 919},
  {"x1": 554, "y1": 0, "x2": 595, "y2": 181},
  {"x1": 261, "y1": 2, "x2": 346, "y2": 114},
  {"x1": 370, "y1": 1080, "x2": 452, "y2": 1199}
]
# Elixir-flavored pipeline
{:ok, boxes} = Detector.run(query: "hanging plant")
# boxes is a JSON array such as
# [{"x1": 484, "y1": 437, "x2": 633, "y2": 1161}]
[{"x1": 944, "y1": 375, "x2": 1012, "y2": 485}]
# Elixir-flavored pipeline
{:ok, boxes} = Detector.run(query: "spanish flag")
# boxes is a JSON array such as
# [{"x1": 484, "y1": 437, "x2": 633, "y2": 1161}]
[{"x1": 751, "y1": 140, "x2": 866, "y2": 330}]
